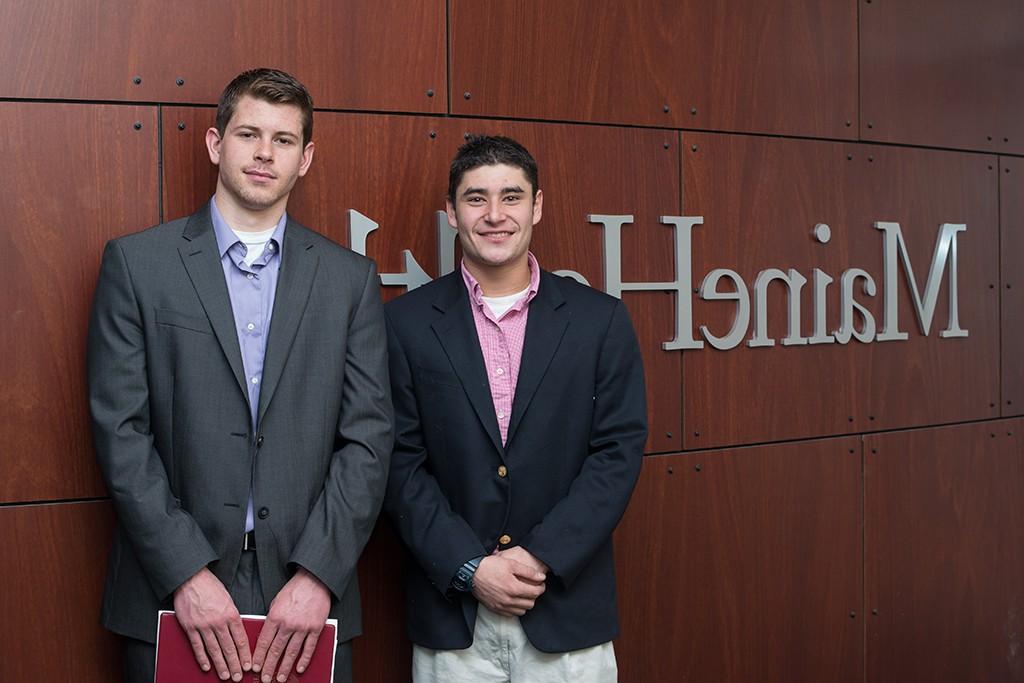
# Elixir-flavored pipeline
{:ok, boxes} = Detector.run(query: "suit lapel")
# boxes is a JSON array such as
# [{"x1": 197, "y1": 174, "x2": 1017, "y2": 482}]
[
  {"x1": 430, "y1": 275, "x2": 504, "y2": 455},
  {"x1": 178, "y1": 206, "x2": 249, "y2": 403},
  {"x1": 257, "y1": 220, "x2": 318, "y2": 426},
  {"x1": 506, "y1": 272, "x2": 569, "y2": 445}
]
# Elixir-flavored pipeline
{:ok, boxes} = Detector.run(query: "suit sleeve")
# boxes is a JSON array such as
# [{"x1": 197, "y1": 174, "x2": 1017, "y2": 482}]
[
  {"x1": 88, "y1": 240, "x2": 218, "y2": 600},
  {"x1": 288, "y1": 260, "x2": 394, "y2": 599},
  {"x1": 520, "y1": 300, "x2": 647, "y2": 587},
  {"x1": 382, "y1": 311, "x2": 488, "y2": 595}
]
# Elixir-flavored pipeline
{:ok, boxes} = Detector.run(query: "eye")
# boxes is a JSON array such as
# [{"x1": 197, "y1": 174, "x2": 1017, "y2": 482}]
[
  {"x1": 504, "y1": 195, "x2": 522, "y2": 203},
  {"x1": 275, "y1": 137, "x2": 294, "y2": 145},
  {"x1": 466, "y1": 196, "x2": 485, "y2": 204}
]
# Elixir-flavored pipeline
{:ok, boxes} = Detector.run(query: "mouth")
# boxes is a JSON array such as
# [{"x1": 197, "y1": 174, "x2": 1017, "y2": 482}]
[
  {"x1": 477, "y1": 230, "x2": 516, "y2": 241},
  {"x1": 244, "y1": 168, "x2": 276, "y2": 182}
]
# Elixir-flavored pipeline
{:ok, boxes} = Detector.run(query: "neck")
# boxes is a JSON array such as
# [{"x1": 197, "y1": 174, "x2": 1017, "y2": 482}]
[
  {"x1": 213, "y1": 188, "x2": 285, "y2": 233},
  {"x1": 466, "y1": 259, "x2": 531, "y2": 297}
]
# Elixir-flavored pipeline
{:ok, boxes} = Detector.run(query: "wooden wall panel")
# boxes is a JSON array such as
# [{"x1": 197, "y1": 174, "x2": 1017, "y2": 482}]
[
  {"x1": 865, "y1": 420, "x2": 1024, "y2": 682},
  {"x1": 0, "y1": 501, "x2": 120, "y2": 682},
  {"x1": 683, "y1": 133, "x2": 999, "y2": 449},
  {"x1": 353, "y1": 520, "x2": 411, "y2": 682},
  {"x1": 450, "y1": 0, "x2": 857, "y2": 138},
  {"x1": 0, "y1": 103, "x2": 160, "y2": 503},
  {"x1": 861, "y1": 0, "x2": 1024, "y2": 155},
  {"x1": 614, "y1": 438, "x2": 862, "y2": 682},
  {"x1": 0, "y1": 0, "x2": 446, "y2": 114},
  {"x1": 1003, "y1": 157, "x2": 1024, "y2": 415},
  {"x1": 163, "y1": 111, "x2": 683, "y2": 452}
]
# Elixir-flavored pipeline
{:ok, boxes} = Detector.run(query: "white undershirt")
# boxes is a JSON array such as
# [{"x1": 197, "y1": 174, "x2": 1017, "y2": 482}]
[
  {"x1": 231, "y1": 226, "x2": 277, "y2": 266},
  {"x1": 481, "y1": 285, "x2": 531, "y2": 320}
]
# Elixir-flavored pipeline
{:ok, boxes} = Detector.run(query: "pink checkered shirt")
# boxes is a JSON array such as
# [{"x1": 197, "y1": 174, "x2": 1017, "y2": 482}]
[{"x1": 460, "y1": 253, "x2": 541, "y2": 445}]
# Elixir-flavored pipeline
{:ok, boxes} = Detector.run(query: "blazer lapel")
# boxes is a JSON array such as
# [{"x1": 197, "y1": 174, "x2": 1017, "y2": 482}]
[
  {"x1": 257, "y1": 220, "x2": 318, "y2": 426},
  {"x1": 430, "y1": 275, "x2": 504, "y2": 455},
  {"x1": 178, "y1": 206, "x2": 249, "y2": 403},
  {"x1": 506, "y1": 272, "x2": 569, "y2": 445}
]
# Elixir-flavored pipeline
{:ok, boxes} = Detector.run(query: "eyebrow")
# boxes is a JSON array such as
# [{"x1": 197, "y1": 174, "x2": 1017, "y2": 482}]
[
  {"x1": 461, "y1": 185, "x2": 526, "y2": 197},
  {"x1": 233, "y1": 124, "x2": 299, "y2": 139}
]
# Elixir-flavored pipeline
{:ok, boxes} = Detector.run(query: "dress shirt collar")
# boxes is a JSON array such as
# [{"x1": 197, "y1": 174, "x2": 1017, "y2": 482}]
[
  {"x1": 461, "y1": 252, "x2": 540, "y2": 312},
  {"x1": 210, "y1": 196, "x2": 287, "y2": 259}
]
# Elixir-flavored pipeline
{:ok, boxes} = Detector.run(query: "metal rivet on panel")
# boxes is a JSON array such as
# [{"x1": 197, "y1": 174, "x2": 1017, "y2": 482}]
[
  {"x1": 133, "y1": 121, "x2": 142, "y2": 130},
  {"x1": 177, "y1": 122, "x2": 186, "y2": 131},
  {"x1": 991, "y1": 433, "x2": 997, "y2": 438},
  {"x1": 464, "y1": 132, "x2": 471, "y2": 140},
  {"x1": 872, "y1": 609, "x2": 879, "y2": 615},
  {"x1": 1007, "y1": 284, "x2": 1013, "y2": 289},
  {"x1": 845, "y1": 120, "x2": 852, "y2": 127},
  {"x1": 429, "y1": 130, "x2": 437, "y2": 139},
  {"x1": 426, "y1": 89, "x2": 434, "y2": 97},
  {"x1": 663, "y1": 104, "x2": 670, "y2": 113},
  {"x1": 848, "y1": 416, "x2": 854, "y2": 422},
  {"x1": 693, "y1": 431, "x2": 700, "y2": 437},
  {"x1": 867, "y1": 122, "x2": 874, "y2": 129},
  {"x1": 868, "y1": 156, "x2": 874, "y2": 162},
  {"x1": 849, "y1": 449, "x2": 855, "y2": 454},
  {"x1": 871, "y1": 449, "x2": 877, "y2": 454},
  {"x1": 988, "y1": 136, "x2": 993, "y2": 141},
  {"x1": 176, "y1": 78, "x2": 184, "y2": 86},
  {"x1": 690, "y1": 107, "x2": 697, "y2": 115},
  {"x1": 133, "y1": 76, "x2": 142, "y2": 85},
  {"x1": 691, "y1": 144, "x2": 698, "y2": 152},
  {"x1": 988, "y1": 165, "x2": 993, "y2": 170},
  {"x1": 666, "y1": 431, "x2": 673, "y2": 438},
  {"x1": 695, "y1": 464, "x2": 702, "y2": 472},
  {"x1": 1006, "y1": 168, "x2": 1012, "y2": 174},
  {"x1": 847, "y1": 154, "x2": 853, "y2": 161},
  {"x1": 869, "y1": 415, "x2": 875, "y2": 420},
  {"x1": 667, "y1": 466, "x2": 674, "y2": 475},
  {"x1": 463, "y1": 91, "x2": 471, "y2": 100},
  {"x1": 1005, "y1": 137, "x2": 1010, "y2": 142},
  {"x1": 990, "y1": 403, "x2": 996, "y2": 408},
  {"x1": 663, "y1": 142, "x2": 670, "y2": 149}
]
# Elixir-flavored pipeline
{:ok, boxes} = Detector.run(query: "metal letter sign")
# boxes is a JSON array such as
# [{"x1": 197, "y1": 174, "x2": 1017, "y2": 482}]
[{"x1": 348, "y1": 211, "x2": 969, "y2": 350}]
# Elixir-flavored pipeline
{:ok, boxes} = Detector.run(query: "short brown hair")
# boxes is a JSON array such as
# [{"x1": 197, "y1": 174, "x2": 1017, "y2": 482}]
[
  {"x1": 448, "y1": 135, "x2": 539, "y2": 202},
  {"x1": 216, "y1": 68, "x2": 314, "y2": 145}
]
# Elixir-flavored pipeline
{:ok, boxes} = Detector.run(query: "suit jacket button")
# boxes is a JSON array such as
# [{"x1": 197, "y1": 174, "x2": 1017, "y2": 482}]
[
  {"x1": 497, "y1": 465, "x2": 508, "y2": 478},
  {"x1": 256, "y1": 435, "x2": 264, "y2": 447},
  {"x1": 258, "y1": 507, "x2": 270, "y2": 519},
  {"x1": 498, "y1": 534, "x2": 511, "y2": 546}
]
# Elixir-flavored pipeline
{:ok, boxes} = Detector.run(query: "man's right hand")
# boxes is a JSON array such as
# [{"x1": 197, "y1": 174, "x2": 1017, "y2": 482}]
[
  {"x1": 471, "y1": 554, "x2": 547, "y2": 617},
  {"x1": 173, "y1": 567, "x2": 251, "y2": 682}
]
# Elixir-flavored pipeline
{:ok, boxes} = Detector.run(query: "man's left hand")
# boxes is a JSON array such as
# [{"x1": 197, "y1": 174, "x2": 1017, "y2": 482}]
[
  {"x1": 497, "y1": 545, "x2": 550, "y2": 575},
  {"x1": 251, "y1": 567, "x2": 331, "y2": 683}
]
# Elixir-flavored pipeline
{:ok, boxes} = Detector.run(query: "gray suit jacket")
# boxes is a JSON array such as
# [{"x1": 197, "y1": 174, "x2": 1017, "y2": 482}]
[{"x1": 87, "y1": 202, "x2": 393, "y2": 644}]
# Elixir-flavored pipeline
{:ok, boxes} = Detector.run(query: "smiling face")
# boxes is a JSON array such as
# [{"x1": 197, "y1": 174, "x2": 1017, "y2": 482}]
[
  {"x1": 446, "y1": 163, "x2": 543, "y2": 294},
  {"x1": 205, "y1": 94, "x2": 314, "y2": 229}
]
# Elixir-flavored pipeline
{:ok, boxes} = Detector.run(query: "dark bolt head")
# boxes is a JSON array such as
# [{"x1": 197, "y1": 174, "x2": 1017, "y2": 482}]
[
  {"x1": 691, "y1": 144, "x2": 698, "y2": 152},
  {"x1": 663, "y1": 142, "x2": 670, "y2": 149},
  {"x1": 690, "y1": 107, "x2": 697, "y2": 115},
  {"x1": 845, "y1": 120, "x2": 851, "y2": 127},
  {"x1": 463, "y1": 91, "x2": 471, "y2": 100},
  {"x1": 426, "y1": 89, "x2": 434, "y2": 97},
  {"x1": 667, "y1": 467, "x2": 674, "y2": 475},
  {"x1": 868, "y1": 156, "x2": 875, "y2": 162},
  {"x1": 429, "y1": 130, "x2": 437, "y2": 139},
  {"x1": 695, "y1": 464, "x2": 702, "y2": 472},
  {"x1": 847, "y1": 154, "x2": 853, "y2": 161},
  {"x1": 663, "y1": 104, "x2": 670, "y2": 113},
  {"x1": 133, "y1": 121, "x2": 142, "y2": 130},
  {"x1": 666, "y1": 431, "x2": 673, "y2": 438},
  {"x1": 177, "y1": 122, "x2": 186, "y2": 131},
  {"x1": 850, "y1": 611, "x2": 856, "y2": 618},
  {"x1": 867, "y1": 122, "x2": 874, "y2": 129},
  {"x1": 176, "y1": 78, "x2": 184, "y2": 86},
  {"x1": 464, "y1": 132, "x2": 471, "y2": 140},
  {"x1": 132, "y1": 76, "x2": 142, "y2": 85},
  {"x1": 693, "y1": 431, "x2": 700, "y2": 437}
]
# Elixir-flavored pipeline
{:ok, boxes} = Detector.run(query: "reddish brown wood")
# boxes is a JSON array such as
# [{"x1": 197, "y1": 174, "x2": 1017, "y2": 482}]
[
  {"x1": 861, "y1": 0, "x2": 1024, "y2": 155},
  {"x1": 865, "y1": 419, "x2": 1024, "y2": 682},
  {"x1": 450, "y1": 0, "x2": 857, "y2": 138},
  {"x1": 0, "y1": 0, "x2": 446, "y2": 114},
  {"x1": 353, "y1": 519, "x2": 412, "y2": 682},
  {"x1": 1002, "y1": 157, "x2": 1024, "y2": 415},
  {"x1": 0, "y1": 103, "x2": 160, "y2": 503},
  {"x1": 614, "y1": 437, "x2": 863, "y2": 682},
  {"x1": 683, "y1": 133, "x2": 1000, "y2": 449},
  {"x1": 164, "y1": 111, "x2": 683, "y2": 453},
  {"x1": 0, "y1": 501, "x2": 120, "y2": 681}
]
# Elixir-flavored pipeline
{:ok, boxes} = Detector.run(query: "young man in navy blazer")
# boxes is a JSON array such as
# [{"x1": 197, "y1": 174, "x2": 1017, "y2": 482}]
[{"x1": 384, "y1": 135, "x2": 647, "y2": 681}]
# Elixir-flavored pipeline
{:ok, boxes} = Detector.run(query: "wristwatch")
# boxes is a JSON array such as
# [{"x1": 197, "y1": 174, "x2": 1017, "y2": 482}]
[{"x1": 451, "y1": 555, "x2": 484, "y2": 592}]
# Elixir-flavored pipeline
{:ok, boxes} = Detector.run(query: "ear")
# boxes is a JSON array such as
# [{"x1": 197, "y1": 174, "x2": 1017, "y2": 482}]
[
  {"x1": 446, "y1": 197, "x2": 458, "y2": 229},
  {"x1": 205, "y1": 127, "x2": 222, "y2": 165},
  {"x1": 297, "y1": 141, "x2": 316, "y2": 177},
  {"x1": 532, "y1": 189, "x2": 543, "y2": 225}
]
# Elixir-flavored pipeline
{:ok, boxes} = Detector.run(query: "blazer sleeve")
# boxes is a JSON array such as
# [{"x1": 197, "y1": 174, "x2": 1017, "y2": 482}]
[
  {"x1": 520, "y1": 300, "x2": 647, "y2": 586},
  {"x1": 88, "y1": 240, "x2": 218, "y2": 600},
  {"x1": 288, "y1": 260, "x2": 394, "y2": 599},
  {"x1": 382, "y1": 311, "x2": 488, "y2": 595}
]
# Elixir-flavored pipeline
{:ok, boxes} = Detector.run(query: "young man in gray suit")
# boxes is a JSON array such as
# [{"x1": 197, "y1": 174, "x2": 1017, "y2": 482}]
[
  {"x1": 385, "y1": 136, "x2": 647, "y2": 681},
  {"x1": 88, "y1": 68, "x2": 393, "y2": 683}
]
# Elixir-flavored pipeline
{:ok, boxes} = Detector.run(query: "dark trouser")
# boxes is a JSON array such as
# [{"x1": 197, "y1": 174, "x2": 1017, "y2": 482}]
[{"x1": 122, "y1": 550, "x2": 352, "y2": 682}]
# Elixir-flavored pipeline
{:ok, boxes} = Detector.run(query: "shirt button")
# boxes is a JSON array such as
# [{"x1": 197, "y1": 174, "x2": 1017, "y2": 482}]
[
  {"x1": 497, "y1": 411, "x2": 505, "y2": 419},
  {"x1": 246, "y1": 273, "x2": 254, "y2": 280},
  {"x1": 268, "y1": 243, "x2": 275, "y2": 251},
  {"x1": 497, "y1": 465, "x2": 508, "y2": 478},
  {"x1": 246, "y1": 322, "x2": 255, "y2": 331},
  {"x1": 251, "y1": 376, "x2": 258, "y2": 384},
  {"x1": 495, "y1": 368, "x2": 504, "y2": 376},
  {"x1": 498, "y1": 534, "x2": 512, "y2": 546}
]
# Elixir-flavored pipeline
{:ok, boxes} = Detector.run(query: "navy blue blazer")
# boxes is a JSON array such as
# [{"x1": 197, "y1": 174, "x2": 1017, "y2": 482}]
[{"x1": 384, "y1": 269, "x2": 647, "y2": 652}]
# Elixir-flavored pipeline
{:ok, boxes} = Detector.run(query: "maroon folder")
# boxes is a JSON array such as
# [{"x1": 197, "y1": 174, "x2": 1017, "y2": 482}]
[{"x1": 154, "y1": 611, "x2": 337, "y2": 683}]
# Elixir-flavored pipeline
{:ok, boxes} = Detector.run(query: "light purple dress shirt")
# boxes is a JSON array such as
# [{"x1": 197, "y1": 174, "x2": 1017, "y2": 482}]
[{"x1": 210, "y1": 198, "x2": 285, "y2": 533}]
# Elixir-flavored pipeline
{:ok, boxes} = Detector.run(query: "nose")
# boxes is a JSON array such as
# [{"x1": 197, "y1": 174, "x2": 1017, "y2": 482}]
[
  {"x1": 485, "y1": 199, "x2": 503, "y2": 224},
  {"x1": 254, "y1": 137, "x2": 273, "y2": 162}
]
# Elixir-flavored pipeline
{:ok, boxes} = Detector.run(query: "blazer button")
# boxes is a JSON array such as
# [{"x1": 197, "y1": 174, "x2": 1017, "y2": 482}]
[
  {"x1": 256, "y1": 435, "x2": 264, "y2": 448},
  {"x1": 258, "y1": 507, "x2": 270, "y2": 519},
  {"x1": 497, "y1": 465, "x2": 508, "y2": 478},
  {"x1": 498, "y1": 534, "x2": 511, "y2": 546}
]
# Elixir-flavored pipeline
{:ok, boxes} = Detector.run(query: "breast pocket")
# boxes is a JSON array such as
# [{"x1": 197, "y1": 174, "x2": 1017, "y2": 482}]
[{"x1": 155, "y1": 308, "x2": 213, "y2": 335}]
